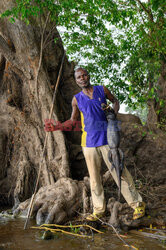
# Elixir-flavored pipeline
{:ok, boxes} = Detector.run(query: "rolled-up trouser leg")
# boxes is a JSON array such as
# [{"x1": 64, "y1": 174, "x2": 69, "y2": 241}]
[
  {"x1": 100, "y1": 145, "x2": 142, "y2": 209},
  {"x1": 82, "y1": 147, "x2": 105, "y2": 214}
]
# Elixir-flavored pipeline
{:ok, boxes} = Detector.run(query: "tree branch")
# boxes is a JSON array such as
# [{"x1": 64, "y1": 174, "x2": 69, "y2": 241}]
[
  {"x1": 136, "y1": 0, "x2": 153, "y2": 22},
  {"x1": 0, "y1": 35, "x2": 31, "y2": 79}
]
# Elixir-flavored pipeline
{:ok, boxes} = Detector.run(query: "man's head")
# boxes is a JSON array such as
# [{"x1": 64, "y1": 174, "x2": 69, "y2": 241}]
[{"x1": 74, "y1": 68, "x2": 90, "y2": 88}]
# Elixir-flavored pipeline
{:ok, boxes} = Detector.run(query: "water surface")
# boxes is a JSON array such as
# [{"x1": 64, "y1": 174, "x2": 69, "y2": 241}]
[{"x1": 0, "y1": 216, "x2": 164, "y2": 249}]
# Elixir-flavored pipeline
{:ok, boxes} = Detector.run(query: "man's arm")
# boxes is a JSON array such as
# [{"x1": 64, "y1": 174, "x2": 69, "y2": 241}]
[
  {"x1": 45, "y1": 97, "x2": 80, "y2": 132},
  {"x1": 103, "y1": 86, "x2": 120, "y2": 114},
  {"x1": 70, "y1": 96, "x2": 80, "y2": 121},
  {"x1": 61, "y1": 97, "x2": 80, "y2": 128}
]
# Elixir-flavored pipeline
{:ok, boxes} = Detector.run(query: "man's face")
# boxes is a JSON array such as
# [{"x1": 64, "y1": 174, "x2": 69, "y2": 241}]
[{"x1": 75, "y1": 70, "x2": 90, "y2": 88}]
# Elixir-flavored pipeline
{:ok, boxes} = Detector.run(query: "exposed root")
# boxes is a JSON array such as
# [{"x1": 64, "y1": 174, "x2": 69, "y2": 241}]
[{"x1": 12, "y1": 177, "x2": 90, "y2": 225}]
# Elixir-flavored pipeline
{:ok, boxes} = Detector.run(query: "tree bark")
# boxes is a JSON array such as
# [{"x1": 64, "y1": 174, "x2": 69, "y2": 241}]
[{"x1": 0, "y1": 0, "x2": 82, "y2": 204}]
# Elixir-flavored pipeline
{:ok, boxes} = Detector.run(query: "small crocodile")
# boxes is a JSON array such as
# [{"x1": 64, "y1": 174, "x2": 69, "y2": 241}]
[{"x1": 101, "y1": 103, "x2": 124, "y2": 200}]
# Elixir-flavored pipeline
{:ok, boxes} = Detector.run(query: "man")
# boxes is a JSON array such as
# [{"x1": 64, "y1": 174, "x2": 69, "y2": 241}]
[{"x1": 45, "y1": 67, "x2": 145, "y2": 221}]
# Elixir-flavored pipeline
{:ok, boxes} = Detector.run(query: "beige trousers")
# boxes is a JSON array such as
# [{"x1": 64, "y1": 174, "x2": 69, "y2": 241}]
[{"x1": 82, "y1": 145, "x2": 142, "y2": 214}]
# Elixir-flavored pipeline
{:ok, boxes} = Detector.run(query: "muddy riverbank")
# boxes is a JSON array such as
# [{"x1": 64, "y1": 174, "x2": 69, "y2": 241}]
[{"x1": 0, "y1": 215, "x2": 165, "y2": 250}]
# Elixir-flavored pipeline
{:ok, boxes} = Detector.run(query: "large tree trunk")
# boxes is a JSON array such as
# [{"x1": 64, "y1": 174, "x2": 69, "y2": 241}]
[
  {"x1": 0, "y1": 1, "x2": 84, "y2": 205},
  {"x1": 147, "y1": 61, "x2": 166, "y2": 131}
]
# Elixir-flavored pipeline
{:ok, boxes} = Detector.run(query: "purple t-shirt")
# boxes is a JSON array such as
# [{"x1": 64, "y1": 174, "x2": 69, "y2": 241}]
[{"x1": 75, "y1": 85, "x2": 108, "y2": 147}]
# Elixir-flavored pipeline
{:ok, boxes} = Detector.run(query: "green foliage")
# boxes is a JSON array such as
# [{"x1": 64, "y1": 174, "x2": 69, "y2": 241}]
[
  {"x1": 69, "y1": 222, "x2": 80, "y2": 234},
  {"x1": 116, "y1": 0, "x2": 166, "y2": 108},
  {"x1": 125, "y1": 104, "x2": 148, "y2": 124},
  {"x1": 0, "y1": 0, "x2": 166, "y2": 109}
]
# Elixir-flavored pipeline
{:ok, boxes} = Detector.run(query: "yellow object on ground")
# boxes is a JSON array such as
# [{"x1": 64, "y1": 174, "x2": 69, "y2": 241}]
[
  {"x1": 86, "y1": 212, "x2": 104, "y2": 221},
  {"x1": 32, "y1": 223, "x2": 104, "y2": 238},
  {"x1": 133, "y1": 202, "x2": 146, "y2": 220}
]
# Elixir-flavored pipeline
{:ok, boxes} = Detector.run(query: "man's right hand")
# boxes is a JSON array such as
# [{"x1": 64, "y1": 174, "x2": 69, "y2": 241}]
[
  {"x1": 44, "y1": 119, "x2": 81, "y2": 132},
  {"x1": 44, "y1": 121, "x2": 57, "y2": 132}
]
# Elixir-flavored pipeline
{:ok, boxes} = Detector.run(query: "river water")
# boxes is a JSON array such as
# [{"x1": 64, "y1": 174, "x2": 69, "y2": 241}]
[{"x1": 0, "y1": 216, "x2": 165, "y2": 250}]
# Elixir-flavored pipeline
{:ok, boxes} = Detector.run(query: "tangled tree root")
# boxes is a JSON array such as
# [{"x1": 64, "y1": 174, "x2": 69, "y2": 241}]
[
  {"x1": 1, "y1": 177, "x2": 166, "y2": 231},
  {"x1": 12, "y1": 177, "x2": 90, "y2": 225},
  {"x1": 106, "y1": 197, "x2": 166, "y2": 231}
]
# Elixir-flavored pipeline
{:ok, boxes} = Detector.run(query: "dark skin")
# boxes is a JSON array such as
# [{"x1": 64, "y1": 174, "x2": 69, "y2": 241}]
[{"x1": 45, "y1": 69, "x2": 119, "y2": 131}]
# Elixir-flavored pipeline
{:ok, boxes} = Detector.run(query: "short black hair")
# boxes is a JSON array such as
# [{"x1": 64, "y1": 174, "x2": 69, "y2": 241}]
[{"x1": 74, "y1": 67, "x2": 89, "y2": 77}]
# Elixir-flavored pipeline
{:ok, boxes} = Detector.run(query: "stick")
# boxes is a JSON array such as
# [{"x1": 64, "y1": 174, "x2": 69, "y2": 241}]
[
  {"x1": 24, "y1": 51, "x2": 66, "y2": 230},
  {"x1": 97, "y1": 217, "x2": 136, "y2": 250}
]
